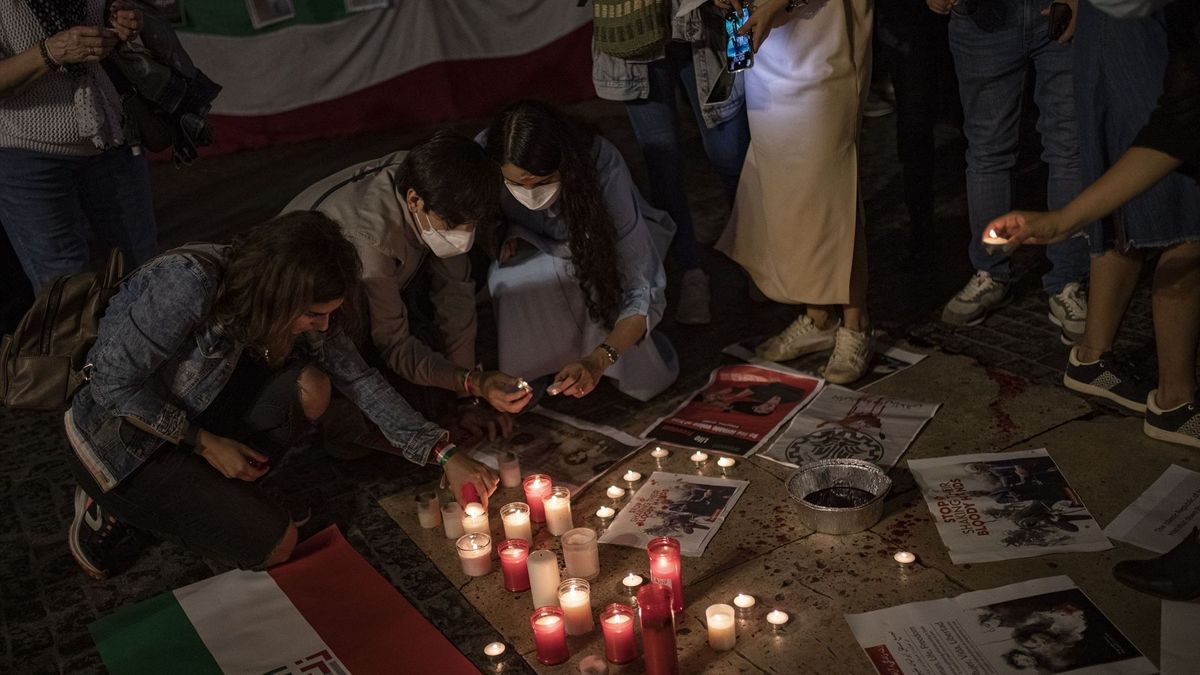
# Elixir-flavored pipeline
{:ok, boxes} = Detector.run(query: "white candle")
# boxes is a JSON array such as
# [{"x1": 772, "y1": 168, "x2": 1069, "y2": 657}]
[
  {"x1": 561, "y1": 527, "x2": 600, "y2": 580},
  {"x1": 595, "y1": 505, "x2": 615, "y2": 520},
  {"x1": 558, "y1": 578, "x2": 594, "y2": 636},
  {"x1": 894, "y1": 551, "x2": 917, "y2": 567},
  {"x1": 527, "y1": 549, "x2": 561, "y2": 609},
  {"x1": 650, "y1": 446, "x2": 669, "y2": 459},
  {"x1": 483, "y1": 641, "x2": 506, "y2": 657},
  {"x1": 461, "y1": 502, "x2": 491, "y2": 537},
  {"x1": 766, "y1": 610, "x2": 789, "y2": 629},
  {"x1": 717, "y1": 456, "x2": 736, "y2": 469},
  {"x1": 415, "y1": 490, "x2": 441, "y2": 529},
  {"x1": 456, "y1": 533, "x2": 492, "y2": 577},
  {"x1": 543, "y1": 487, "x2": 574, "y2": 536},
  {"x1": 622, "y1": 469, "x2": 642, "y2": 483},
  {"x1": 621, "y1": 573, "x2": 643, "y2": 592},
  {"x1": 706, "y1": 604, "x2": 736, "y2": 651},
  {"x1": 606, "y1": 485, "x2": 626, "y2": 500},
  {"x1": 733, "y1": 593, "x2": 756, "y2": 609},
  {"x1": 499, "y1": 452, "x2": 522, "y2": 488},
  {"x1": 441, "y1": 502, "x2": 465, "y2": 540},
  {"x1": 690, "y1": 451, "x2": 709, "y2": 465},
  {"x1": 500, "y1": 502, "x2": 533, "y2": 544}
]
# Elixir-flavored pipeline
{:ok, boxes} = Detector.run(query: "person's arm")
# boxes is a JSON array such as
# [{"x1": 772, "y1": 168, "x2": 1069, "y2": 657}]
[
  {"x1": 0, "y1": 27, "x2": 117, "y2": 99},
  {"x1": 361, "y1": 269, "x2": 463, "y2": 392}
]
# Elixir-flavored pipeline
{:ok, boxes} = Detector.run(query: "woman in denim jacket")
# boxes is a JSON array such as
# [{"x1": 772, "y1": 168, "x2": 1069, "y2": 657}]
[{"x1": 64, "y1": 212, "x2": 497, "y2": 578}]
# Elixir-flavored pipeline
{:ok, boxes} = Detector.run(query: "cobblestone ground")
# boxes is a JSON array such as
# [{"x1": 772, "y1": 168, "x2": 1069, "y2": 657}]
[{"x1": 0, "y1": 99, "x2": 1174, "y2": 674}]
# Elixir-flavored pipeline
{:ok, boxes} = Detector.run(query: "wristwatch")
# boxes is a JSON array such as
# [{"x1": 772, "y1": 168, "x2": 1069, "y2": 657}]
[
  {"x1": 785, "y1": 0, "x2": 808, "y2": 11},
  {"x1": 597, "y1": 343, "x2": 619, "y2": 367}
]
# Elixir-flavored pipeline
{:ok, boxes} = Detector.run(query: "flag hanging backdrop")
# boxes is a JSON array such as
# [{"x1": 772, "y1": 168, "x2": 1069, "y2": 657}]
[
  {"x1": 89, "y1": 526, "x2": 479, "y2": 675},
  {"x1": 174, "y1": 1, "x2": 594, "y2": 155}
]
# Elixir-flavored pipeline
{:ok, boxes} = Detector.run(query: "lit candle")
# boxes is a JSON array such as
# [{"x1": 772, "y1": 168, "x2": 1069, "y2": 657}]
[
  {"x1": 499, "y1": 451, "x2": 522, "y2": 488},
  {"x1": 706, "y1": 604, "x2": 736, "y2": 651},
  {"x1": 441, "y1": 502, "x2": 465, "y2": 540},
  {"x1": 733, "y1": 593, "x2": 756, "y2": 610},
  {"x1": 483, "y1": 641, "x2": 506, "y2": 657},
  {"x1": 595, "y1": 505, "x2": 615, "y2": 520},
  {"x1": 606, "y1": 485, "x2": 626, "y2": 500},
  {"x1": 690, "y1": 451, "x2": 708, "y2": 467},
  {"x1": 530, "y1": 607, "x2": 569, "y2": 665},
  {"x1": 527, "y1": 549, "x2": 561, "y2": 609},
  {"x1": 558, "y1": 578, "x2": 594, "y2": 636},
  {"x1": 561, "y1": 527, "x2": 600, "y2": 580},
  {"x1": 599, "y1": 603, "x2": 637, "y2": 665},
  {"x1": 498, "y1": 539, "x2": 531, "y2": 592},
  {"x1": 543, "y1": 486, "x2": 574, "y2": 536},
  {"x1": 983, "y1": 228, "x2": 1017, "y2": 254},
  {"x1": 621, "y1": 572, "x2": 644, "y2": 596},
  {"x1": 461, "y1": 502, "x2": 491, "y2": 537},
  {"x1": 647, "y1": 537, "x2": 684, "y2": 612},
  {"x1": 650, "y1": 446, "x2": 670, "y2": 459},
  {"x1": 500, "y1": 502, "x2": 533, "y2": 544},
  {"x1": 523, "y1": 474, "x2": 552, "y2": 523},
  {"x1": 637, "y1": 583, "x2": 679, "y2": 675},
  {"x1": 622, "y1": 469, "x2": 642, "y2": 484},
  {"x1": 717, "y1": 456, "x2": 736, "y2": 469},
  {"x1": 455, "y1": 533, "x2": 492, "y2": 577},
  {"x1": 894, "y1": 551, "x2": 917, "y2": 567},
  {"x1": 767, "y1": 609, "x2": 789, "y2": 630},
  {"x1": 415, "y1": 490, "x2": 441, "y2": 529}
]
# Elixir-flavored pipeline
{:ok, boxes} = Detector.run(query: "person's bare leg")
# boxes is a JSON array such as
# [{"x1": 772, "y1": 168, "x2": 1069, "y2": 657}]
[
  {"x1": 806, "y1": 304, "x2": 835, "y2": 330},
  {"x1": 265, "y1": 521, "x2": 299, "y2": 567},
  {"x1": 1076, "y1": 249, "x2": 1144, "y2": 362},
  {"x1": 842, "y1": 209, "x2": 870, "y2": 332},
  {"x1": 296, "y1": 365, "x2": 331, "y2": 422},
  {"x1": 1152, "y1": 242, "x2": 1200, "y2": 408}
]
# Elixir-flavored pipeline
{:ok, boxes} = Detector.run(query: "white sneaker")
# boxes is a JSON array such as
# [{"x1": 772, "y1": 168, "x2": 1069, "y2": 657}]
[
  {"x1": 1048, "y1": 282, "x2": 1087, "y2": 345},
  {"x1": 824, "y1": 327, "x2": 874, "y2": 384},
  {"x1": 756, "y1": 315, "x2": 839, "y2": 362},
  {"x1": 675, "y1": 268, "x2": 711, "y2": 325},
  {"x1": 942, "y1": 271, "x2": 1009, "y2": 326}
]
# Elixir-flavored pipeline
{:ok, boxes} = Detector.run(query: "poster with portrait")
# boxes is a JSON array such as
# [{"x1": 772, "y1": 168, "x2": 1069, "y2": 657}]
[
  {"x1": 760, "y1": 385, "x2": 939, "y2": 471},
  {"x1": 1104, "y1": 464, "x2": 1200, "y2": 554},
  {"x1": 597, "y1": 472, "x2": 748, "y2": 556},
  {"x1": 722, "y1": 337, "x2": 926, "y2": 391},
  {"x1": 641, "y1": 364, "x2": 823, "y2": 457},
  {"x1": 246, "y1": 0, "x2": 295, "y2": 29},
  {"x1": 846, "y1": 576, "x2": 1155, "y2": 675},
  {"x1": 909, "y1": 449, "x2": 1112, "y2": 563}
]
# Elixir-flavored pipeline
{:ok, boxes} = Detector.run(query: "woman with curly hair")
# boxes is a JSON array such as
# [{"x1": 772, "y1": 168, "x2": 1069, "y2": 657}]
[{"x1": 478, "y1": 100, "x2": 678, "y2": 401}]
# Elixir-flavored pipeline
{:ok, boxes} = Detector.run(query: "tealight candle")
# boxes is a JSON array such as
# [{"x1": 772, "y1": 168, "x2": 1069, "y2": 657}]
[
  {"x1": 415, "y1": 490, "x2": 441, "y2": 529},
  {"x1": 499, "y1": 451, "x2": 522, "y2": 488},
  {"x1": 543, "y1": 486, "x2": 574, "y2": 536},
  {"x1": 690, "y1": 451, "x2": 709, "y2": 466},
  {"x1": 562, "y1": 527, "x2": 600, "y2": 580},
  {"x1": 523, "y1": 474, "x2": 553, "y2": 523},
  {"x1": 456, "y1": 533, "x2": 492, "y2": 577},
  {"x1": 622, "y1": 469, "x2": 642, "y2": 484},
  {"x1": 894, "y1": 551, "x2": 917, "y2": 567},
  {"x1": 606, "y1": 485, "x2": 626, "y2": 500},
  {"x1": 527, "y1": 549, "x2": 561, "y2": 609},
  {"x1": 441, "y1": 502, "x2": 465, "y2": 540},
  {"x1": 767, "y1": 609, "x2": 789, "y2": 630},
  {"x1": 983, "y1": 228, "x2": 1017, "y2": 254},
  {"x1": 461, "y1": 502, "x2": 491, "y2": 537},
  {"x1": 599, "y1": 603, "x2": 637, "y2": 665},
  {"x1": 558, "y1": 578, "x2": 594, "y2": 636},
  {"x1": 650, "y1": 446, "x2": 670, "y2": 459},
  {"x1": 706, "y1": 603, "x2": 736, "y2": 651},
  {"x1": 483, "y1": 641, "x2": 506, "y2": 657},
  {"x1": 621, "y1": 572, "x2": 644, "y2": 591},
  {"x1": 500, "y1": 502, "x2": 533, "y2": 544},
  {"x1": 498, "y1": 539, "x2": 531, "y2": 592},
  {"x1": 733, "y1": 593, "x2": 756, "y2": 610},
  {"x1": 717, "y1": 456, "x2": 736, "y2": 469},
  {"x1": 530, "y1": 607, "x2": 569, "y2": 665},
  {"x1": 647, "y1": 537, "x2": 684, "y2": 612},
  {"x1": 595, "y1": 505, "x2": 615, "y2": 520}
]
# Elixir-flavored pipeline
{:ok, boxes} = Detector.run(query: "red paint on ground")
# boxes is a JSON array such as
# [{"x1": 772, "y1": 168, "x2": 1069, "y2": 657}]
[{"x1": 985, "y1": 366, "x2": 1029, "y2": 443}]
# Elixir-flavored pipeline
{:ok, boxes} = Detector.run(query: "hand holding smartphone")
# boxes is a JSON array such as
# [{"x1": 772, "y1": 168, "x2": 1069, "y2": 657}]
[{"x1": 725, "y1": 7, "x2": 754, "y2": 73}]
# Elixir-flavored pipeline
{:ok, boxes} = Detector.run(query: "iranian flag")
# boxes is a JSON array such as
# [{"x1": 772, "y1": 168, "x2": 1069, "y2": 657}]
[{"x1": 90, "y1": 527, "x2": 478, "y2": 675}]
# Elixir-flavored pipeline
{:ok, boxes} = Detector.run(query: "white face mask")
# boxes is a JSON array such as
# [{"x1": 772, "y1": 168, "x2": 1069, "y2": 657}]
[
  {"x1": 415, "y1": 209, "x2": 474, "y2": 258},
  {"x1": 506, "y1": 181, "x2": 561, "y2": 211}
]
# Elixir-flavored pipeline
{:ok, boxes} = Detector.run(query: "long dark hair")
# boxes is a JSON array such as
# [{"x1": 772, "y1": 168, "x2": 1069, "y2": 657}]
[
  {"x1": 484, "y1": 100, "x2": 621, "y2": 326},
  {"x1": 213, "y1": 211, "x2": 362, "y2": 366}
]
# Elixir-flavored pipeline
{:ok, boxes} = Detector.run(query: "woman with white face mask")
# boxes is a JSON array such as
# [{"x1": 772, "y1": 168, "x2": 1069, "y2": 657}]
[
  {"x1": 284, "y1": 131, "x2": 531, "y2": 454},
  {"x1": 478, "y1": 101, "x2": 679, "y2": 402}
]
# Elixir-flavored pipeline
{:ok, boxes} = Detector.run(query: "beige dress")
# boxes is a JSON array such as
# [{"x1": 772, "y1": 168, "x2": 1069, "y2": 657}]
[{"x1": 717, "y1": 0, "x2": 872, "y2": 306}]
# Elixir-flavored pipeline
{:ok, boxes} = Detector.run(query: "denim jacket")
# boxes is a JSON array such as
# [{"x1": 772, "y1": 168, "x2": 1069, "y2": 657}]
[
  {"x1": 65, "y1": 245, "x2": 446, "y2": 492},
  {"x1": 591, "y1": 1, "x2": 745, "y2": 128}
]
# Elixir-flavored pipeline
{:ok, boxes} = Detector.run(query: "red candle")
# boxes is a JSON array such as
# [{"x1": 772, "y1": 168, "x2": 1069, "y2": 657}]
[
  {"x1": 647, "y1": 536, "x2": 684, "y2": 612},
  {"x1": 530, "y1": 606, "x2": 569, "y2": 665},
  {"x1": 600, "y1": 603, "x2": 637, "y2": 664},
  {"x1": 637, "y1": 583, "x2": 679, "y2": 675},
  {"x1": 523, "y1": 474, "x2": 552, "y2": 523},
  {"x1": 497, "y1": 539, "x2": 530, "y2": 592}
]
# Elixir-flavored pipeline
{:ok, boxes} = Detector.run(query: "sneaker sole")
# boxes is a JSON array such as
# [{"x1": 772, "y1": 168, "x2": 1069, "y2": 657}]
[
  {"x1": 68, "y1": 491, "x2": 108, "y2": 581},
  {"x1": 945, "y1": 294, "x2": 1012, "y2": 327},
  {"x1": 1062, "y1": 375, "x2": 1148, "y2": 414},
  {"x1": 1144, "y1": 420, "x2": 1200, "y2": 449},
  {"x1": 1047, "y1": 312, "x2": 1083, "y2": 346}
]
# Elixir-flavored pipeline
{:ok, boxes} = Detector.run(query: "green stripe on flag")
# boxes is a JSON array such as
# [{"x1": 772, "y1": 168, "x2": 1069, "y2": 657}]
[
  {"x1": 89, "y1": 591, "x2": 223, "y2": 675},
  {"x1": 179, "y1": 0, "x2": 362, "y2": 37}
]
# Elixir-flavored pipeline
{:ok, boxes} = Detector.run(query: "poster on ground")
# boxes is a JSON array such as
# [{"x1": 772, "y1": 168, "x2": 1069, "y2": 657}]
[
  {"x1": 909, "y1": 449, "x2": 1112, "y2": 564},
  {"x1": 641, "y1": 364, "x2": 823, "y2": 457},
  {"x1": 846, "y1": 575, "x2": 1155, "y2": 675},
  {"x1": 722, "y1": 337, "x2": 926, "y2": 391},
  {"x1": 759, "y1": 385, "x2": 939, "y2": 471},
  {"x1": 1104, "y1": 464, "x2": 1200, "y2": 554},
  {"x1": 597, "y1": 472, "x2": 748, "y2": 557}
]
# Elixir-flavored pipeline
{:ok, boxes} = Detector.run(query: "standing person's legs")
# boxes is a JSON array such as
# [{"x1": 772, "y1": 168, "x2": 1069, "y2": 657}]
[
  {"x1": 675, "y1": 54, "x2": 750, "y2": 206},
  {"x1": 75, "y1": 147, "x2": 159, "y2": 267},
  {"x1": 1145, "y1": 242, "x2": 1200, "y2": 448},
  {"x1": 1076, "y1": 250, "x2": 1142, "y2": 362},
  {"x1": 0, "y1": 149, "x2": 91, "y2": 291}
]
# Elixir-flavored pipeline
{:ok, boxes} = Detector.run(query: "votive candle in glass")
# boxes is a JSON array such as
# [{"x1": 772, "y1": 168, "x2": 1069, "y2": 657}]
[
  {"x1": 527, "y1": 549, "x2": 561, "y2": 609},
  {"x1": 562, "y1": 527, "x2": 600, "y2": 580},
  {"x1": 497, "y1": 539, "x2": 531, "y2": 592},
  {"x1": 461, "y1": 502, "x2": 491, "y2": 537},
  {"x1": 530, "y1": 606, "x2": 569, "y2": 665},
  {"x1": 557, "y1": 578, "x2": 594, "y2": 636},
  {"x1": 456, "y1": 533, "x2": 492, "y2": 577},
  {"x1": 415, "y1": 490, "x2": 441, "y2": 529},
  {"x1": 647, "y1": 536, "x2": 684, "y2": 612},
  {"x1": 600, "y1": 603, "x2": 637, "y2": 664},
  {"x1": 441, "y1": 502, "x2": 465, "y2": 540},
  {"x1": 637, "y1": 583, "x2": 679, "y2": 675},
  {"x1": 500, "y1": 502, "x2": 533, "y2": 544},
  {"x1": 706, "y1": 603, "x2": 736, "y2": 651},
  {"x1": 523, "y1": 474, "x2": 552, "y2": 523},
  {"x1": 543, "y1": 486, "x2": 574, "y2": 536},
  {"x1": 499, "y1": 451, "x2": 522, "y2": 488}
]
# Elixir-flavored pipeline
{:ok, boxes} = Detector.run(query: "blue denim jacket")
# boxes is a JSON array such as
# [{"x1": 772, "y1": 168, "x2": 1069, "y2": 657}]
[
  {"x1": 65, "y1": 245, "x2": 446, "y2": 492},
  {"x1": 591, "y1": 1, "x2": 745, "y2": 128}
]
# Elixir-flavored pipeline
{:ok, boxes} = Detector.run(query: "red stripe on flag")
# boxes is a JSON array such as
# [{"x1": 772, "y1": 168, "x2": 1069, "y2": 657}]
[{"x1": 269, "y1": 526, "x2": 480, "y2": 675}]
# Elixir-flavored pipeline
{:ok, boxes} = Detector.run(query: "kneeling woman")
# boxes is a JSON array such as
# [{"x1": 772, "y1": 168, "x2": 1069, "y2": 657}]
[
  {"x1": 480, "y1": 101, "x2": 679, "y2": 401},
  {"x1": 65, "y1": 212, "x2": 496, "y2": 578}
]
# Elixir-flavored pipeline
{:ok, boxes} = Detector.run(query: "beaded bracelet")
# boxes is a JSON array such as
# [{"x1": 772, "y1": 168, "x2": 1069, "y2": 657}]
[{"x1": 38, "y1": 40, "x2": 64, "y2": 72}]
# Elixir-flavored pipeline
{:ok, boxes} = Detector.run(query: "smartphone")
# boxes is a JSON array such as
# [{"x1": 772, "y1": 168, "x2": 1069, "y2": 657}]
[
  {"x1": 725, "y1": 8, "x2": 753, "y2": 73},
  {"x1": 1048, "y1": 1, "x2": 1072, "y2": 41}
]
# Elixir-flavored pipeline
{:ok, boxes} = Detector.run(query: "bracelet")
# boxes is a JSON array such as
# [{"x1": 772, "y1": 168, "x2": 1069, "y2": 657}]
[
  {"x1": 432, "y1": 442, "x2": 458, "y2": 467},
  {"x1": 784, "y1": 0, "x2": 808, "y2": 11},
  {"x1": 38, "y1": 40, "x2": 64, "y2": 72},
  {"x1": 597, "y1": 343, "x2": 619, "y2": 366},
  {"x1": 462, "y1": 364, "x2": 483, "y2": 398}
]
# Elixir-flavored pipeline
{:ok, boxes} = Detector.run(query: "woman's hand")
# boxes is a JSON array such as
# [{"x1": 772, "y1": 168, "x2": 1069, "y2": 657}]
[
  {"x1": 927, "y1": 0, "x2": 958, "y2": 15},
  {"x1": 109, "y1": 1, "x2": 143, "y2": 42},
  {"x1": 499, "y1": 238, "x2": 520, "y2": 264},
  {"x1": 986, "y1": 210, "x2": 1080, "y2": 246},
  {"x1": 1042, "y1": 0, "x2": 1077, "y2": 44},
  {"x1": 477, "y1": 370, "x2": 533, "y2": 413},
  {"x1": 443, "y1": 453, "x2": 499, "y2": 508},
  {"x1": 457, "y1": 404, "x2": 514, "y2": 442},
  {"x1": 195, "y1": 429, "x2": 270, "y2": 481},
  {"x1": 44, "y1": 26, "x2": 118, "y2": 65},
  {"x1": 733, "y1": 0, "x2": 791, "y2": 53},
  {"x1": 548, "y1": 352, "x2": 607, "y2": 398}
]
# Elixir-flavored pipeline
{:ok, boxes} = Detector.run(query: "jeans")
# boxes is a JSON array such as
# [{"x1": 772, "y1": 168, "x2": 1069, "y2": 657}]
[
  {"x1": 0, "y1": 146, "x2": 158, "y2": 292},
  {"x1": 624, "y1": 42, "x2": 750, "y2": 269},
  {"x1": 948, "y1": 0, "x2": 1090, "y2": 293}
]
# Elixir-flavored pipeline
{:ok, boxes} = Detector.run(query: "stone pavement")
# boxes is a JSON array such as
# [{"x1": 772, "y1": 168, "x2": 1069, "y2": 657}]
[{"x1": 0, "y1": 98, "x2": 1189, "y2": 674}]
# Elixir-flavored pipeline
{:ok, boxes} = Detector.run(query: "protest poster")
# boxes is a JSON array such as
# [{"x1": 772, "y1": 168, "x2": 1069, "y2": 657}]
[
  {"x1": 641, "y1": 364, "x2": 823, "y2": 457},
  {"x1": 759, "y1": 385, "x2": 939, "y2": 471},
  {"x1": 597, "y1": 472, "x2": 748, "y2": 557},
  {"x1": 1104, "y1": 464, "x2": 1200, "y2": 554},
  {"x1": 909, "y1": 449, "x2": 1111, "y2": 564},
  {"x1": 846, "y1": 576, "x2": 1155, "y2": 675},
  {"x1": 722, "y1": 337, "x2": 926, "y2": 390}
]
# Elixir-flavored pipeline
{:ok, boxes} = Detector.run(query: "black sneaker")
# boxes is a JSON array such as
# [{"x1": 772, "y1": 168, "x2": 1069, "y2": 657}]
[
  {"x1": 1144, "y1": 391, "x2": 1200, "y2": 449},
  {"x1": 68, "y1": 486, "x2": 139, "y2": 580},
  {"x1": 1063, "y1": 347, "x2": 1151, "y2": 413}
]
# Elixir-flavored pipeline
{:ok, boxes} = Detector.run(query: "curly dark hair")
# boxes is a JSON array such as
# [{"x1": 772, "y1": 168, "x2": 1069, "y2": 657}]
[{"x1": 484, "y1": 100, "x2": 621, "y2": 326}]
